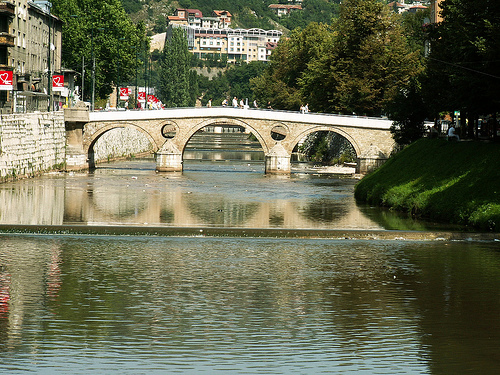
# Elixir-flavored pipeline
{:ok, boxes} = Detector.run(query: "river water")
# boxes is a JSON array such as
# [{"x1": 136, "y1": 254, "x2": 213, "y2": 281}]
[{"x1": 1, "y1": 143, "x2": 499, "y2": 374}]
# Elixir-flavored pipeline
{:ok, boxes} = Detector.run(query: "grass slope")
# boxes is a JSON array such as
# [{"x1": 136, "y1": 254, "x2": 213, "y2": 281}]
[{"x1": 354, "y1": 139, "x2": 500, "y2": 231}]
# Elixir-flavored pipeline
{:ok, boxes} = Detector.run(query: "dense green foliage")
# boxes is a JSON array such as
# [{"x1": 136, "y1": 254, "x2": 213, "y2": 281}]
[
  {"x1": 251, "y1": 0, "x2": 421, "y2": 115},
  {"x1": 279, "y1": 0, "x2": 341, "y2": 30},
  {"x1": 128, "y1": 0, "x2": 341, "y2": 33},
  {"x1": 199, "y1": 62, "x2": 267, "y2": 107},
  {"x1": 158, "y1": 28, "x2": 193, "y2": 107},
  {"x1": 424, "y1": 0, "x2": 500, "y2": 118},
  {"x1": 122, "y1": 0, "x2": 142, "y2": 14},
  {"x1": 354, "y1": 139, "x2": 500, "y2": 231},
  {"x1": 51, "y1": 0, "x2": 148, "y2": 102},
  {"x1": 251, "y1": 22, "x2": 332, "y2": 111}
]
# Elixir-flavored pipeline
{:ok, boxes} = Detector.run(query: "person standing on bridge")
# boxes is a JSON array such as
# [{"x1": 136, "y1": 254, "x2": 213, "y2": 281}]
[
  {"x1": 253, "y1": 99, "x2": 258, "y2": 109},
  {"x1": 207, "y1": 99, "x2": 212, "y2": 108},
  {"x1": 233, "y1": 97, "x2": 238, "y2": 108}
]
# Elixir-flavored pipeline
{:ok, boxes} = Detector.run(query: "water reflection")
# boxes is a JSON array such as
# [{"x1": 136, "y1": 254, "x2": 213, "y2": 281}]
[{"x1": 0, "y1": 158, "x2": 386, "y2": 230}]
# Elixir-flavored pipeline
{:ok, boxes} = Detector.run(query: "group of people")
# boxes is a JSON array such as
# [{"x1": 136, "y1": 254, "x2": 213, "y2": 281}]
[
  {"x1": 218, "y1": 97, "x2": 247, "y2": 109},
  {"x1": 300, "y1": 104, "x2": 309, "y2": 114},
  {"x1": 210, "y1": 98, "x2": 275, "y2": 110}
]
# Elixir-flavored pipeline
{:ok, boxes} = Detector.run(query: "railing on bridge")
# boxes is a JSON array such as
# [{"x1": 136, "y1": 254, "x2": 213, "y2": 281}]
[{"x1": 88, "y1": 106, "x2": 393, "y2": 130}]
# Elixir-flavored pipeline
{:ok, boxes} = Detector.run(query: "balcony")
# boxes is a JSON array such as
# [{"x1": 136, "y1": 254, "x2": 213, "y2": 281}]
[
  {"x1": 0, "y1": 32, "x2": 14, "y2": 47},
  {"x1": 0, "y1": 1, "x2": 15, "y2": 17}
]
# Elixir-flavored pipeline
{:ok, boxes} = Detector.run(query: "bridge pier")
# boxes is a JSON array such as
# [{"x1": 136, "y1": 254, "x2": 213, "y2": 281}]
[
  {"x1": 357, "y1": 145, "x2": 389, "y2": 174},
  {"x1": 265, "y1": 144, "x2": 291, "y2": 174},
  {"x1": 156, "y1": 151, "x2": 183, "y2": 172},
  {"x1": 64, "y1": 103, "x2": 90, "y2": 171},
  {"x1": 156, "y1": 140, "x2": 183, "y2": 172}
]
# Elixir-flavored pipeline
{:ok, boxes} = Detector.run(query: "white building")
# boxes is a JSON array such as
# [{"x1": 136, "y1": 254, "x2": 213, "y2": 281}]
[{"x1": 166, "y1": 25, "x2": 282, "y2": 63}]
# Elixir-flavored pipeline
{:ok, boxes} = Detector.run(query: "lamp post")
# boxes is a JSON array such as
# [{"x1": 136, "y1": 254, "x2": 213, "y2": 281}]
[{"x1": 115, "y1": 37, "x2": 126, "y2": 109}]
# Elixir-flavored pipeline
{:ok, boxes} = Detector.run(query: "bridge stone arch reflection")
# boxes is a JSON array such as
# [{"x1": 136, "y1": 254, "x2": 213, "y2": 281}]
[
  {"x1": 61, "y1": 175, "x2": 381, "y2": 229},
  {"x1": 65, "y1": 107, "x2": 395, "y2": 174}
]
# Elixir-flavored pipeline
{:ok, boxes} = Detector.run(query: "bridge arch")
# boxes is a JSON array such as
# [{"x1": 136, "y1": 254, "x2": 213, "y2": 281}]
[
  {"x1": 289, "y1": 125, "x2": 362, "y2": 158},
  {"x1": 85, "y1": 122, "x2": 159, "y2": 155},
  {"x1": 178, "y1": 117, "x2": 270, "y2": 154}
]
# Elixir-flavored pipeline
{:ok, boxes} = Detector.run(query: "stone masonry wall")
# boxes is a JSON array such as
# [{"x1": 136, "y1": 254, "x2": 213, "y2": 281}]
[{"x1": 0, "y1": 112, "x2": 66, "y2": 180}]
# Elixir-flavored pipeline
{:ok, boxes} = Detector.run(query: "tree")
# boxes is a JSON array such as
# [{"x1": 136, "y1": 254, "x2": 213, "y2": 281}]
[
  {"x1": 388, "y1": 79, "x2": 429, "y2": 146},
  {"x1": 199, "y1": 62, "x2": 267, "y2": 107},
  {"x1": 424, "y1": 0, "x2": 500, "y2": 122},
  {"x1": 279, "y1": 0, "x2": 341, "y2": 31},
  {"x1": 158, "y1": 28, "x2": 192, "y2": 107},
  {"x1": 51, "y1": 0, "x2": 148, "y2": 102},
  {"x1": 250, "y1": 22, "x2": 332, "y2": 110},
  {"x1": 299, "y1": 0, "x2": 421, "y2": 116}
]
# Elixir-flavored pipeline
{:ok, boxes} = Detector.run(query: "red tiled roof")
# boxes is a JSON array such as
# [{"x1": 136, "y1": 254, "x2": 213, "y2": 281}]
[
  {"x1": 213, "y1": 10, "x2": 232, "y2": 18},
  {"x1": 186, "y1": 8, "x2": 203, "y2": 18}
]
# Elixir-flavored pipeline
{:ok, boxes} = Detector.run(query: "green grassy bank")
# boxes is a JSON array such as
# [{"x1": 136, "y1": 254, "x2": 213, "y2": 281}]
[{"x1": 354, "y1": 139, "x2": 500, "y2": 232}]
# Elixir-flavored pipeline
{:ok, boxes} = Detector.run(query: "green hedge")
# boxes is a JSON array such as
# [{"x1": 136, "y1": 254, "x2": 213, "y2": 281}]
[{"x1": 354, "y1": 139, "x2": 500, "y2": 231}]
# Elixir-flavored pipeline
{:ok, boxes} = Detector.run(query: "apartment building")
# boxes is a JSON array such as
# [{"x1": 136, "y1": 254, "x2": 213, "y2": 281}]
[
  {"x1": 167, "y1": 24, "x2": 282, "y2": 63},
  {"x1": 166, "y1": 8, "x2": 282, "y2": 64},
  {"x1": 0, "y1": 0, "x2": 63, "y2": 113},
  {"x1": 168, "y1": 9, "x2": 232, "y2": 29}
]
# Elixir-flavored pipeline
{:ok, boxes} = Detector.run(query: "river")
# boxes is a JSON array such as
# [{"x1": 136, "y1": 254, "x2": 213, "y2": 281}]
[{"x1": 0, "y1": 143, "x2": 499, "y2": 374}]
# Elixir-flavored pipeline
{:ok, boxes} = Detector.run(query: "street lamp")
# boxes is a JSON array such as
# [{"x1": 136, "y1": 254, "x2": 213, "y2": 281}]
[{"x1": 116, "y1": 37, "x2": 126, "y2": 109}]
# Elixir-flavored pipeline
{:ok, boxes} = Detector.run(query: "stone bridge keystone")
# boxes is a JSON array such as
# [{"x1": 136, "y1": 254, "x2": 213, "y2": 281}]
[{"x1": 63, "y1": 107, "x2": 396, "y2": 174}]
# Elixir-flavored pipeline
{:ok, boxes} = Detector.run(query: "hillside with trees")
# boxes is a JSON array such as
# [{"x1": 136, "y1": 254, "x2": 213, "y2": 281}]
[{"x1": 125, "y1": 0, "x2": 341, "y2": 34}]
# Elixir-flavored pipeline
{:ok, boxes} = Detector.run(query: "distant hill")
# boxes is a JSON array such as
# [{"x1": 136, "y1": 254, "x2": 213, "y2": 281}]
[{"x1": 124, "y1": 0, "x2": 341, "y2": 34}]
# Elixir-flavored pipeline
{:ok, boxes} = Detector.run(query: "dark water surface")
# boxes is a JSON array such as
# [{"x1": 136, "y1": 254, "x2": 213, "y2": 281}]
[
  {"x1": 1, "y1": 158, "x2": 499, "y2": 374},
  {"x1": 1, "y1": 235, "x2": 499, "y2": 374}
]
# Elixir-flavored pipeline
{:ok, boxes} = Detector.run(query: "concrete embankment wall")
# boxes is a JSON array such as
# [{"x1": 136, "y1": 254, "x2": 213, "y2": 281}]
[
  {"x1": 1, "y1": 112, "x2": 153, "y2": 182},
  {"x1": 0, "y1": 112, "x2": 66, "y2": 180}
]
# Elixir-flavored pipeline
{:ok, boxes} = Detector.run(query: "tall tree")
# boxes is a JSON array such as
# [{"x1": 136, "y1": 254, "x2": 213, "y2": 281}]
[
  {"x1": 425, "y1": 0, "x2": 500, "y2": 118},
  {"x1": 300, "y1": 0, "x2": 421, "y2": 115},
  {"x1": 250, "y1": 22, "x2": 332, "y2": 110},
  {"x1": 51, "y1": 0, "x2": 147, "y2": 101},
  {"x1": 158, "y1": 28, "x2": 192, "y2": 107}
]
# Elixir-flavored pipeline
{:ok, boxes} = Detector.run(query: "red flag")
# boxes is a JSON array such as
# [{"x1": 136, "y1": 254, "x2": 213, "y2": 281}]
[
  {"x1": 0, "y1": 71, "x2": 13, "y2": 91},
  {"x1": 52, "y1": 75, "x2": 64, "y2": 91}
]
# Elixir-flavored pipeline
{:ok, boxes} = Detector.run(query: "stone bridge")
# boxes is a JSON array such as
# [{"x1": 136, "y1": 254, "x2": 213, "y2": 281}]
[{"x1": 64, "y1": 106, "x2": 395, "y2": 174}]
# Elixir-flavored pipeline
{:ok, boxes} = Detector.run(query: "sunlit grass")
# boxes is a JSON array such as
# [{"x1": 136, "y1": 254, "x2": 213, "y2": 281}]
[{"x1": 355, "y1": 139, "x2": 500, "y2": 231}]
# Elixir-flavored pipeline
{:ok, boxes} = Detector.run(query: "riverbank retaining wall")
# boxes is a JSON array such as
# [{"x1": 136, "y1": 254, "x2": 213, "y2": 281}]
[
  {"x1": 0, "y1": 112, "x2": 66, "y2": 181},
  {"x1": 0, "y1": 112, "x2": 155, "y2": 182}
]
